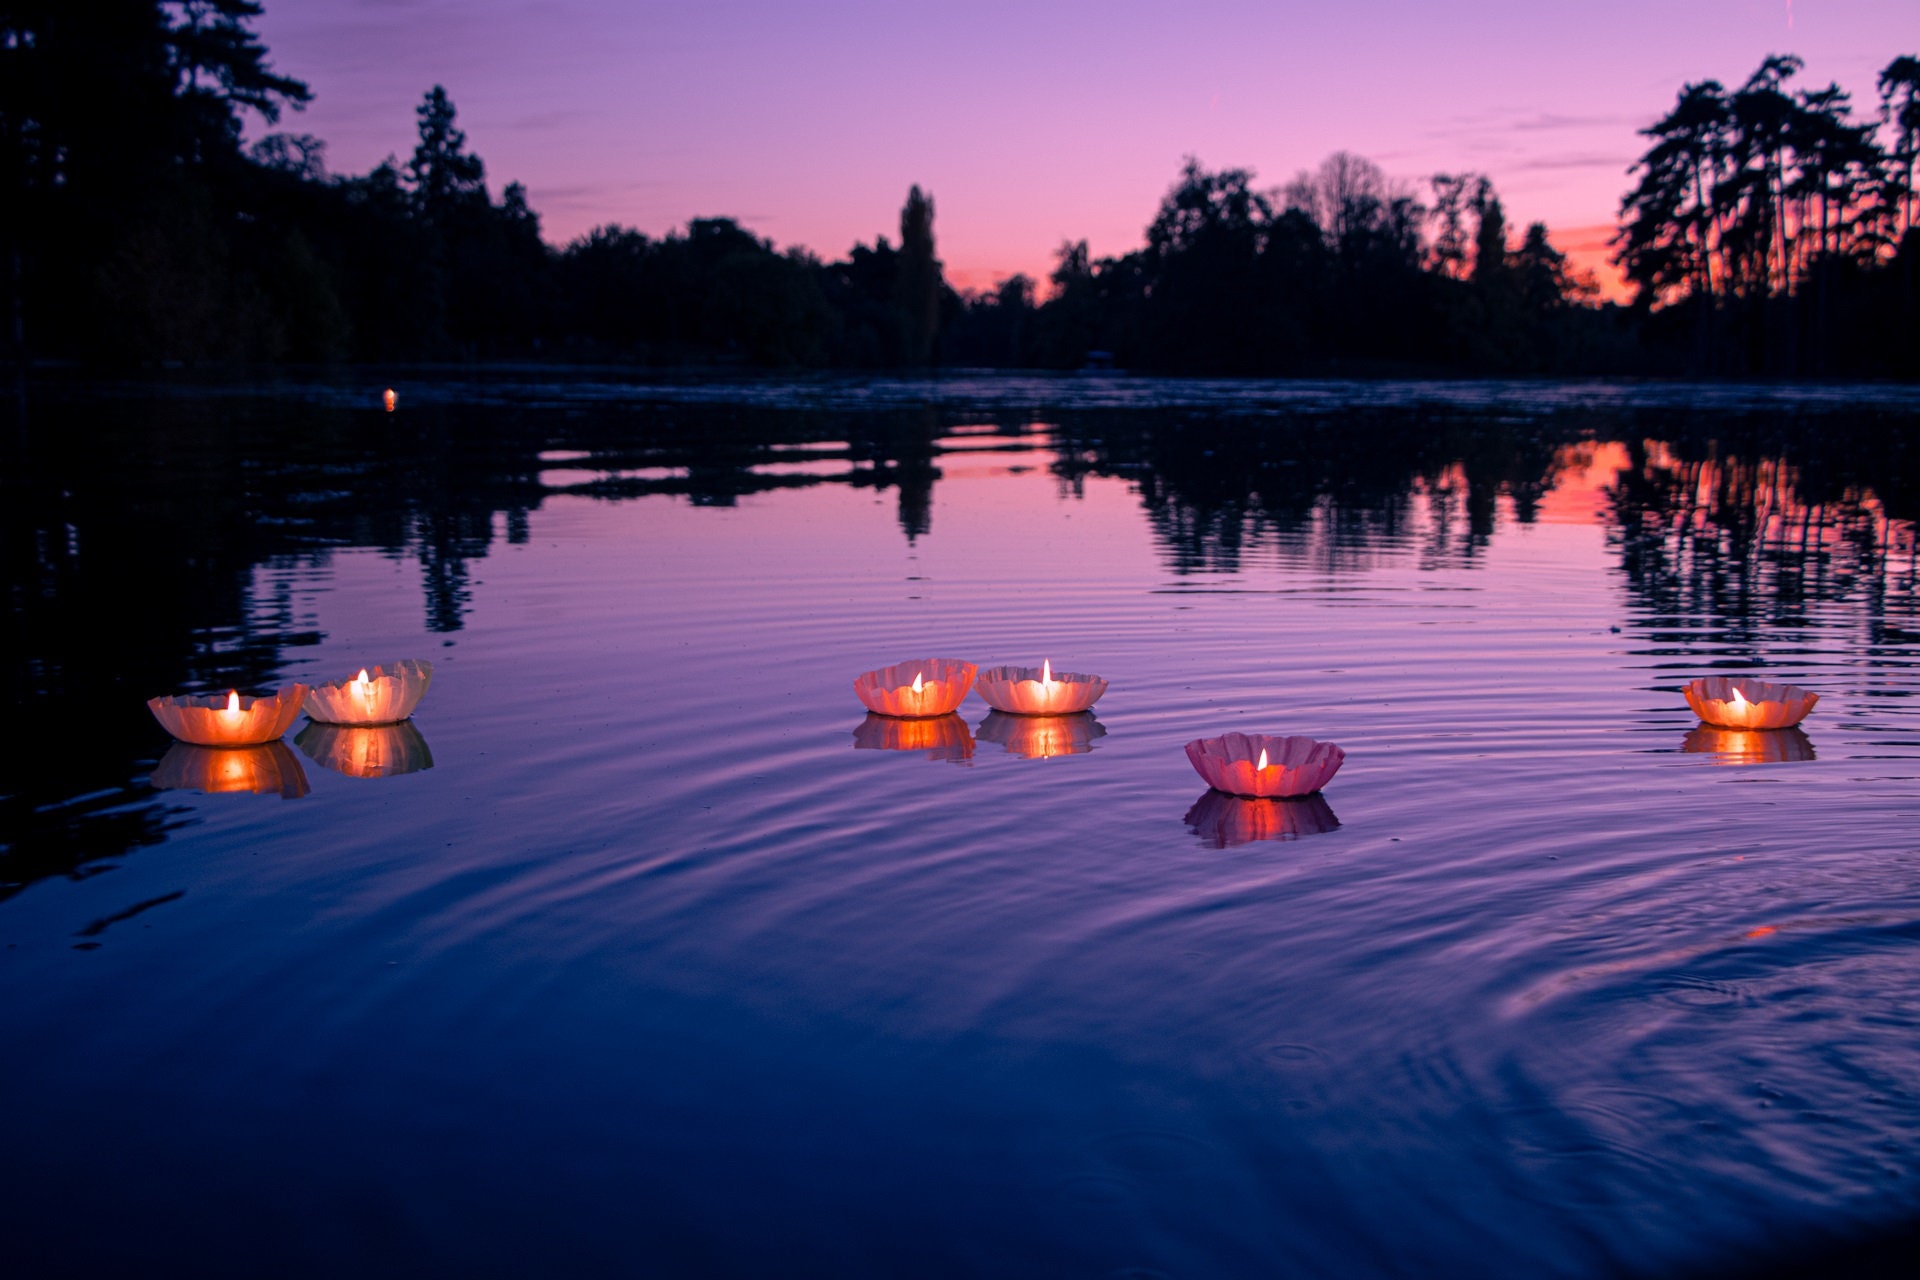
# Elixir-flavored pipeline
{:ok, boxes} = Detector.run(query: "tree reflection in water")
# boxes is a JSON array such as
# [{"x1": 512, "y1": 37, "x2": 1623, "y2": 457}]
[{"x1": 3, "y1": 382, "x2": 1917, "y2": 893}]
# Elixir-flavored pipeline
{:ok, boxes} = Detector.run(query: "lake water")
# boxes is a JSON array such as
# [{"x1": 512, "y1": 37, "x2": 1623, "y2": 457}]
[{"x1": 6, "y1": 373, "x2": 1920, "y2": 1277}]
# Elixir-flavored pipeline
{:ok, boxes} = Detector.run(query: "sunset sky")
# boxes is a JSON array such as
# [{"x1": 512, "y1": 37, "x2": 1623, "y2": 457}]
[{"x1": 255, "y1": 1, "x2": 1915, "y2": 298}]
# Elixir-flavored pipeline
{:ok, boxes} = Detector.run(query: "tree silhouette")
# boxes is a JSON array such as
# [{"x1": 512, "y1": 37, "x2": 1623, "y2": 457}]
[
  {"x1": 896, "y1": 185, "x2": 941, "y2": 365},
  {"x1": 405, "y1": 86, "x2": 486, "y2": 225},
  {"x1": 1882, "y1": 57, "x2": 1920, "y2": 237}
]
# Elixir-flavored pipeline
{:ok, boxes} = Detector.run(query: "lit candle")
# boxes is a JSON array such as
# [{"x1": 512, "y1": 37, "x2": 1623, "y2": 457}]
[
  {"x1": 853, "y1": 658, "x2": 977, "y2": 718},
  {"x1": 974, "y1": 660, "x2": 1108, "y2": 715},
  {"x1": 1185, "y1": 732, "x2": 1345, "y2": 799},
  {"x1": 147, "y1": 685, "x2": 312, "y2": 746},
  {"x1": 383, "y1": 388, "x2": 397, "y2": 412},
  {"x1": 305, "y1": 659, "x2": 434, "y2": 726}
]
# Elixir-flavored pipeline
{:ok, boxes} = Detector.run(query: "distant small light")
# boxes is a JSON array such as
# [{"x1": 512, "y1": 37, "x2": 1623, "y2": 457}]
[{"x1": 383, "y1": 388, "x2": 397, "y2": 412}]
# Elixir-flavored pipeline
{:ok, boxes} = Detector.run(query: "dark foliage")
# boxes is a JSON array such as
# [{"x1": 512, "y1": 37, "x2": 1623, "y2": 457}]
[{"x1": 1, "y1": 8, "x2": 1912, "y2": 376}]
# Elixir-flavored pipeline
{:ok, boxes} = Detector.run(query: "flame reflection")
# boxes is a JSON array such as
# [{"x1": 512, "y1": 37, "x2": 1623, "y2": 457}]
[
  {"x1": 295, "y1": 720, "x2": 436, "y2": 778},
  {"x1": 976, "y1": 710, "x2": 1106, "y2": 759},
  {"x1": 1185, "y1": 790, "x2": 1340, "y2": 849},
  {"x1": 1681, "y1": 725, "x2": 1816, "y2": 764},
  {"x1": 151, "y1": 741, "x2": 310, "y2": 798},
  {"x1": 852, "y1": 712, "x2": 974, "y2": 763}
]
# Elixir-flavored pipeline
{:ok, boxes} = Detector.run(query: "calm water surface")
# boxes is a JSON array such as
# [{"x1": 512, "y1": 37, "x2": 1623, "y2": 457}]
[{"x1": 6, "y1": 374, "x2": 1920, "y2": 1277}]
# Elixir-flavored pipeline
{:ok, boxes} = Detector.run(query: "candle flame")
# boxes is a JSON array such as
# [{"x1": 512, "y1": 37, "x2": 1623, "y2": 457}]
[
  {"x1": 225, "y1": 690, "x2": 241, "y2": 714},
  {"x1": 1730, "y1": 687, "x2": 1749, "y2": 710},
  {"x1": 1257, "y1": 747, "x2": 1270, "y2": 770},
  {"x1": 1042, "y1": 658, "x2": 1053, "y2": 687},
  {"x1": 912, "y1": 671, "x2": 924, "y2": 694},
  {"x1": 383, "y1": 388, "x2": 397, "y2": 412},
  {"x1": 353, "y1": 668, "x2": 373, "y2": 697}
]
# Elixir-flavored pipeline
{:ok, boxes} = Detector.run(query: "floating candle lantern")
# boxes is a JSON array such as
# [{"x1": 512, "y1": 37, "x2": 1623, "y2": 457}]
[
  {"x1": 1682, "y1": 725, "x2": 1815, "y2": 765},
  {"x1": 147, "y1": 685, "x2": 311, "y2": 747},
  {"x1": 976, "y1": 710, "x2": 1106, "y2": 759},
  {"x1": 1184, "y1": 732, "x2": 1345, "y2": 799},
  {"x1": 383, "y1": 388, "x2": 397, "y2": 412},
  {"x1": 1185, "y1": 790, "x2": 1340, "y2": 849},
  {"x1": 304, "y1": 659, "x2": 434, "y2": 726},
  {"x1": 295, "y1": 720, "x2": 436, "y2": 778},
  {"x1": 1683, "y1": 675, "x2": 1819, "y2": 730},
  {"x1": 852, "y1": 658, "x2": 976, "y2": 718},
  {"x1": 852, "y1": 712, "x2": 975, "y2": 762},
  {"x1": 975, "y1": 660, "x2": 1108, "y2": 715},
  {"x1": 151, "y1": 741, "x2": 310, "y2": 798}
]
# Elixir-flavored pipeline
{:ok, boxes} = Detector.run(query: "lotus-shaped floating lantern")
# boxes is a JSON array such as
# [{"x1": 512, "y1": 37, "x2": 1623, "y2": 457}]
[
  {"x1": 1683, "y1": 675, "x2": 1818, "y2": 731},
  {"x1": 1184, "y1": 732, "x2": 1345, "y2": 799},
  {"x1": 151, "y1": 741, "x2": 310, "y2": 798},
  {"x1": 1682, "y1": 725, "x2": 1816, "y2": 765},
  {"x1": 305, "y1": 659, "x2": 434, "y2": 726},
  {"x1": 1185, "y1": 790, "x2": 1340, "y2": 849},
  {"x1": 853, "y1": 658, "x2": 976, "y2": 718},
  {"x1": 147, "y1": 685, "x2": 311, "y2": 747},
  {"x1": 295, "y1": 720, "x2": 436, "y2": 778},
  {"x1": 976, "y1": 710, "x2": 1106, "y2": 759},
  {"x1": 852, "y1": 712, "x2": 974, "y2": 762},
  {"x1": 974, "y1": 660, "x2": 1108, "y2": 716}
]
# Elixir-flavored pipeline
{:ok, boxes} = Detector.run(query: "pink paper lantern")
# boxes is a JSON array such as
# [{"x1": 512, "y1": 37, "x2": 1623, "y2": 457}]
[
  {"x1": 1184, "y1": 732, "x2": 1345, "y2": 799},
  {"x1": 147, "y1": 685, "x2": 311, "y2": 747},
  {"x1": 853, "y1": 658, "x2": 976, "y2": 718},
  {"x1": 974, "y1": 660, "x2": 1107, "y2": 715},
  {"x1": 304, "y1": 659, "x2": 434, "y2": 726},
  {"x1": 1683, "y1": 675, "x2": 1819, "y2": 730}
]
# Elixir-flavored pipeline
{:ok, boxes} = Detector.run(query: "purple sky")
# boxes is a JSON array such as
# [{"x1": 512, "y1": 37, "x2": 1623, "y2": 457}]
[{"x1": 253, "y1": 1, "x2": 1915, "y2": 296}]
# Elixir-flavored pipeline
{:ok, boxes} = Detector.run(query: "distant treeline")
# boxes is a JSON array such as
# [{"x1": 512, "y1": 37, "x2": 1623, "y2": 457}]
[{"x1": 1, "y1": 4, "x2": 1915, "y2": 377}]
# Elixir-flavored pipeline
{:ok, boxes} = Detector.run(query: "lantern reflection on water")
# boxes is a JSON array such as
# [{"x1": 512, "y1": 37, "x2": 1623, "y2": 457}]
[
  {"x1": 147, "y1": 685, "x2": 311, "y2": 746},
  {"x1": 853, "y1": 658, "x2": 976, "y2": 718},
  {"x1": 305, "y1": 659, "x2": 434, "y2": 726},
  {"x1": 976, "y1": 710, "x2": 1106, "y2": 759},
  {"x1": 151, "y1": 741, "x2": 310, "y2": 798},
  {"x1": 1682, "y1": 724, "x2": 1816, "y2": 764},
  {"x1": 852, "y1": 712, "x2": 975, "y2": 762},
  {"x1": 1185, "y1": 790, "x2": 1340, "y2": 848},
  {"x1": 295, "y1": 720, "x2": 435, "y2": 778},
  {"x1": 974, "y1": 661, "x2": 1107, "y2": 715},
  {"x1": 1185, "y1": 732, "x2": 1345, "y2": 799},
  {"x1": 1683, "y1": 675, "x2": 1819, "y2": 730}
]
